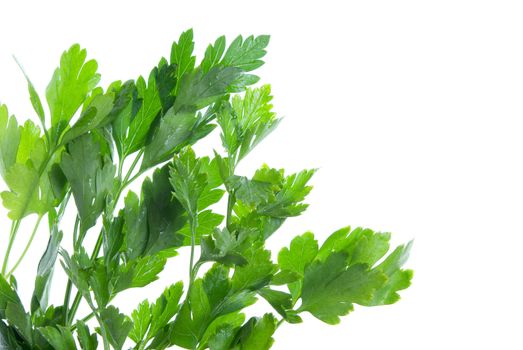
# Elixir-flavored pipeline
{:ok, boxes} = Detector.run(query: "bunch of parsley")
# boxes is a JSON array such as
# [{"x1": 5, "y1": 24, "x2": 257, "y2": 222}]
[{"x1": 0, "y1": 30, "x2": 413, "y2": 349}]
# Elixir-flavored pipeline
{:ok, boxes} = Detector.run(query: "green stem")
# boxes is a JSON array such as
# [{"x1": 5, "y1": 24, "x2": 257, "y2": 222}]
[
  {"x1": 90, "y1": 303, "x2": 110, "y2": 350},
  {"x1": 64, "y1": 215, "x2": 80, "y2": 325},
  {"x1": 226, "y1": 193, "x2": 236, "y2": 228},
  {"x1": 70, "y1": 311, "x2": 94, "y2": 331},
  {"x1": 188, "y1": 216, "x2": 198, "y2": 290},
  {"x1": 2, "y1": 220, "x2": 21, "y2": 275},
  {"x1": 7, "y1": 215, "x2": 43, "y2": 277}
]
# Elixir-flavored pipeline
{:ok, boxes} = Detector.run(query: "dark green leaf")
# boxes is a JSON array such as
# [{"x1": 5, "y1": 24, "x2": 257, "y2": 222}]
[
  {"x1": 62, "y1": 92, "x2": 115, "y2": 144},
  {"x1": 76, "y1": 321, "x2": 98, "y2": 350},
  {"x1": 0, "y1": 275, "x2": 22, "y2": 319},
  {"x1": 99, "y1": 306, "x2": 132, "y2": 350},
  {"x1": 60, "y1": 133, "x2": 115, "y2": 230},
  {"x1": 39, "y1": 326, "x2": 76, "y2": 350}
]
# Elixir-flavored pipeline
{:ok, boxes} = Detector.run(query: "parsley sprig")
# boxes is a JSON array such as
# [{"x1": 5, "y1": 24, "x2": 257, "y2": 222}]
[{"x1": 0, "y1": 29, "x2": 412, "y2": 349}]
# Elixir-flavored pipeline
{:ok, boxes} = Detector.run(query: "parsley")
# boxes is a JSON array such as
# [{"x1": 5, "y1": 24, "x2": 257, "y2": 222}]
[{"x1": 0, "y1": 30, "x2": 412, "y2": 349}]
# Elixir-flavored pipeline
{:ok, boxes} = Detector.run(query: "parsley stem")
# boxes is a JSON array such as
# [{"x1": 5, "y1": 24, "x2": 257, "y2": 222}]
[
  {"x1": 6, "y1": 215, "x2": 43, "y2": 277},
  {"x1": 188, "y1": 215, "x2": 198, "y2": 295},
  {"x1": 226, "y1": 193, "x2": 236, "y2": 227},
  {"x1": 1, "y1": 220, "x2": 21, "y2": 275},
  {"x1": 64, "y1": 215, "x2": 80, "y2": 325}
]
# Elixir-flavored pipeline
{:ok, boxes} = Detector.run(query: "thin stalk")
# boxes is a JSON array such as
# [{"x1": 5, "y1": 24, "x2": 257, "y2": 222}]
[
  {"x1": 64, "y1": 215, "x2": 80, "y2": 324},
  {"x1": 2, "y1": 220, "x2": 21, "y2": 275},
  {"x1": 188, "y1": 216, "x2": 198, "y2": 290},
  {"x1": 7, "y1": 215, "x2": 43, "y2": 277},
  {"x1": 91, "y1": 305, "x2": 110, "y2": 350},
  {"x1": 70, "y1": 312, "x2": 94, "y2": 331},
  {"x1": 226, "y1": 193, "x2": 236, "y2": 228}
]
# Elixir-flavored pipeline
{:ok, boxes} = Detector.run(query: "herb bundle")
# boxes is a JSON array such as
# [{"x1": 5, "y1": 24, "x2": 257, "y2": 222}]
[{"x1": 0, "y1": 30, "x2": 412, "y2": 349}]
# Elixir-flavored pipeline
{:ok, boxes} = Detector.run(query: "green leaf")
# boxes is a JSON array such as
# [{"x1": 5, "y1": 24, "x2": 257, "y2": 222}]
[
  {"x1": 46, "y1": 44, "x2": 100, "y2": 141},
  {"x1": 299, "y1": 253, "x2": 386, "y2": 325},
  {"x1": 60, "y1": 133, "x2": 115, "y2": 231},
  {"x1": 129, "y1": 300, "x2": 150, "y2": 343},
  {"x1": 200, "y1": 228, "x2": 248, "y2": 266},
  {"x1": 149, "y1": 282, "x2": 184, "y2": 337},
  {"x1": 0, "y1": 104, "x2": 20, "y2": 180},
  {"x1": 14, "y1": 57, "x2": 46, "y2": 129},
  {"x1": 277, "y1": 232, "x2": 318, "y2": 300},
  {"x1": 258, "y1": 288, "x2": 300, "y2": 323},
  {"x1": 257, "y1": 168, "x2": 316, "y2": 218},
  {"x1": 231, "y1": 244, "x2": 276, "y2": 292},
  {"x1": 278, "y1": 232, "x2": 318, "y2": 275},
  {"x1": 141, "y1": 109, "x2": 198, "y2": 169},
  {"x1": 171, "y1": 29, "x2": 196, "y2": 85},
  {"x1": 31, "y1": 229, "x2": 63, "y2": 313},
  {"x1": 0, "y1": 320, "x2": 22, "y2": 350},
  {"x1": 125, "y1": 71, "x2": 162, "y2": 155},
  {"x1": 76, "y1": 321, "x2": 98, "y2": 350},
  {"x1": 62, "y1": 92, "x2": 115, "y2": 144},
  {"x1": 155, "y1": 59, "x2": 177, "y2": 112},
  {"x1": 169, "y1": 147, "x2": 207, "y2": 216},
  {"x1": 217, "y1": 85, "x2": 281, "y2": 163},
  {"x1": 1, "y1": 120, "x2": 57, "y2": 220},
  {"x1": 221, "y1": 34, "x2": 270, "y2": 72},
  {"x1": 0, "y1": 275, "x2": 22, "y2": 319},
  {"x1": 171, "y1": 265, "x2": 256, "y2": 349},
  {"x1": 174, "y1": 66, "x2": 241, "y2": 113},
  {"x1": 39, "y1": 326, "x2": 76, "y2": 350},
  {"x1": 114, "y1": 255, "x2": 167, "y2": 293},
  {"x1": 5, "y1": 302, "x2": 32, "y2": 345},
  {"x1": 368, "y1": 242, "x2": 413, "y2": 306},
  {"x1": 121, "y1": 166, "x2": 186, "y2": 260},
  {"x1": 201, "y1": 36, "x2": 226, "y2": 73},
  {"x1": 237, "y1": 314, "x2": 277, "y2": 350},
  {"x1": 110, "y1": 80, "x2": 139, "y2": 159},
  {"x1": 226, "y1": 176, "x2": 273, "y2": 206},
  {"x1": 99, "y1": 306, "x2": 132, "y2": 350}
]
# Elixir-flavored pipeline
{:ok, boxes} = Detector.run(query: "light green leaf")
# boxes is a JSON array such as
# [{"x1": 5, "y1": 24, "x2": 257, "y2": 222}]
[
  {"x1": 299, "y1": 253, "x2": 386, "y2": 325},
  {"x1": 171, "y1": 29, "x2": 196, "y2": 84},
  {"x1": 231, "y1": 244, "x2": 276, "y2": 292},
  {"x1": 0, "y1": 104, "x2": 20, "y2": 181},
  {"x1": 0, "y1": 275, "x2": 22, "y2": 319},
  {"x1": 238, "y1": 314, "x2": 277, "y2": 350},
  {"x1": 13, "y1": 57, "x2": 46, "y2": 129},
  {"x1": 129, "y1": 300, "x2": 151, "y2": 343},
  {"x1": 221, "y1": 35, "x2": 270, "y2": 72},
  {"x1": 46, "y1": 44, "x2": 100, "y2": 141}
]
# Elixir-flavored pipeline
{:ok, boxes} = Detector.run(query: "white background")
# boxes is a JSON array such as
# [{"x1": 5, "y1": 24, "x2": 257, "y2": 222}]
[{"x1": 1, "y1": 1, "x2": 523, "y2": 349}]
